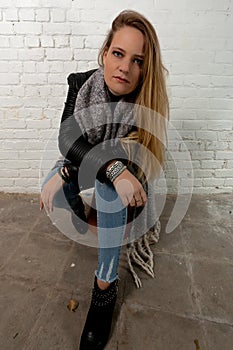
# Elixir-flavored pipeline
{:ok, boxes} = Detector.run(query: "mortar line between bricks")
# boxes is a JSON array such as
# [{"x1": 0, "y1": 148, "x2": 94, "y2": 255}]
[
  {"x1": 21, "y1": 240, "x2": 77, "y2": 350},
  {"x1": 179, "y1": 223, "x2": 209, "y2": 349},
  {"x1": 0, "y1": 215, "x2": 41, "y2": 272}
]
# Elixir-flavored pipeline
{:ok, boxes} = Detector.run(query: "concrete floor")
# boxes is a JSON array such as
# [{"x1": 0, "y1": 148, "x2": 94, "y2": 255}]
[{"x1": 0, "y1": 192, "x2": 232, "y2": 350}]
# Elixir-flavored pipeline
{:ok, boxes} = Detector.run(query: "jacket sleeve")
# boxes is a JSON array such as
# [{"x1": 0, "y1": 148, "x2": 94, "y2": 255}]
[{"x1": 58, "y1": 71, "x2": 127, "y2": 189}]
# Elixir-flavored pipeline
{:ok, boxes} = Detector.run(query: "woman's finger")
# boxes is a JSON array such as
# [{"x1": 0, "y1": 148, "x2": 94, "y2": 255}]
[
  {"x1": 48, "y1": 192, "x2": 54, "y2": 212},
  {"x1": 39, "y1": 196, "x2": 44, "y2": 210}
]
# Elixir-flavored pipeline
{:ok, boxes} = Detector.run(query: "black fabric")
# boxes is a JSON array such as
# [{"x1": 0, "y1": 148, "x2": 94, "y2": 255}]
[
  {"x1": 58, "y1": 69, "x2": 129, "y2": 190},
  {"x1": 79, "y1": 276, "x2": 118, "y2": 350}
]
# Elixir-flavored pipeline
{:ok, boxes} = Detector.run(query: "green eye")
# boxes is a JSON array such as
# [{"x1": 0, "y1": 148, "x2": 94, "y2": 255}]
[
  {"x1": 134, "y1": 58, "x2": 143, "y2": 66},
  {"x1": 113, "y1": 51, "x2": 122, "y2": 57}
]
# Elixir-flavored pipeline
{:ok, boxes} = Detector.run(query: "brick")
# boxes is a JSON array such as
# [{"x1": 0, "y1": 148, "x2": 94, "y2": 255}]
[
  {"x1": 18, "y1": 150, "x2": 42, "y2": 160},
  {"x1": 205, "y1": 141, "x2": 228, "y2": 151},
  {"x1": 1, "y1": 169, "x2": 19, "y2": 178},
  {"x1": 0, "y1": 151, "x2": 18, "y2": 160},
  {"x1": 13, "y1": 22, "x2": 42, "y2": 35},
  {"x1": 0, "y1": 22, "x2": 14, "y2": 34},
  {"x1": 0, "y1": 62, "x2": 9, "y2": 73},
  {"x1": 3, "y1": 140, "x2": 28, "y2": 150},
  {"x1": 38, "y1": 86, "x2": 52, "y2": 96},
  {"x1": 216, "y1": 151, "x2": 233, "y2": 160},
  {"x1": 228, "y1": 142, "x2": 233, "y2": 151},
  {"x1": 170, "y1": 97, "x2": 183, "y2": 108},
  {"x1": 14, "y1": 0, "x2": 40, "y2": 7},
  {"x1": 191, "y1": 151, "x2": 215, "y2": 160},
  {"x1": 0, "y1": 96, "x2": 21, "y2": 107},
  {"x1": 193, "y1": 187, "x2": 232, "y2": 194},
  {"x1": 196, "y1": 131, "x2": 218, "y2": 141},
  {"x1": 66, "y1": 9, "x2": 81, "y2": 22},
  {"x1": 21, "y1": 73, "x2": 47, "y2": 85},
  {"x1": 23, "y1": 97, "x2": 47, "y2": 108},
  {"x1": 215, "y1": 169, "x2": 233, "y2": 178},
  {"x1": 51, "y1": 9, "x2": 66, "y2": 22},
  {"x1": 183, "y1": 120, "x2": 207, "y2": 130},
  {"x1": 224, "y1": 179, "x2": 233, "y2": 187},
  {"x1": 194, "y1": 169, "x2": 215, "y2": 178},
  {"x1": 14, "y1": 130, "x2": 38, "y2": 139},
  {"x1": 40, "y1": 36, "x2": 54, "y2": 47},
  {"x1": 207, "y1": 120, "x2": 232, "y2": 131},
  {"x1": 25, "y1": 36, "x2": 40, "y2": 48},
  {"x1": 35, "y1": 9, "x2": 50, "y2": 22},
  {"x1": 18, "y1": 48, "x2": 44, "y2": 61},
  {"x1": 70, "y1": 36, "x2": 85, "y2": 49},
  {"x1": 0, "y1": 178, "x2": 14, "y2": 186},
  {"x1": 211, "y1": 76, "x2": 233, "y2": 87},
  {"x1": 19, "y1": 9, "x2": 35, "y2": 21},
  {"x1": 182, "y1": 140, "x2": 205, "y2": 151},
  {"x1": 210, "y1": 98, "x2": 233, "y2": 110},
  {"x1": 64, "y1": 60, "x2": 79, "y2": 73},
  {"x1": 48, "y1": 61, "x2": 64, "y2": 73},
  {"x1": 212, "y1": 88, "x2": 233, "y2": 98},
  {"x1": 179, "y1": 130, "x2": 196, "y2": 140},
  {"x1": 202, "y1": 178, "x2": 225, "y2": 187},
  {"x1": 5, "y1": 8, "x2": 18, "y2": 21},
  {"x1": 74, "y1": 48, "x2": 98, "y2": 61},
  {"x1": 43, "y1": 23, "x2": 71, "y2": 35},
  {"x1": 14, "y1": 178, "x2": 38, "y2": 187},
  {"x1": 217, "y1": 131, "x2": 233, "y2": 141},
  {"x1": 50, "y1": 85, "x2": 65, "y2": 97},
  {"x1": 9, "y1": 35, "x2": 24, "y2": 48},
  {"x1": 26, "y1": 120, "x2": 51, "y2": 129},
  {"x1": 54, "y1": 36, "x2": 69, "y2": 48},
  {"x1": 2, "y1": 119, "x2": 26, "y2": 129},
  {"x1": 72, "y1": 23, "x2": 104, "y2": 35},
  {"x1": 205, "y1": 110, "x2": 233, "y2": 120},
  {"x1": 201, "y1": 160, "x2": 227, "y2": 170},
  {"x1": 0, "y1": 49, "x2": 17, "y2": 60},
  {"x1": 48, "y1": 74, "x2": 67, "y2": 85},
  {"x1": 36, "y1": 62, "x2": 50, "y2": 73},
  {"x1": 39, "y1": 0, "x2": 70, "y2": 7},
  {"x1": 23, "y1": 61, "x2": 36, "y2": 73},
  {"x1": 0, "y1": 37, "x2": 10, "y2": 47},
  {"x1": 45, "y1": 48, "x2": 72, "y2": 61}
]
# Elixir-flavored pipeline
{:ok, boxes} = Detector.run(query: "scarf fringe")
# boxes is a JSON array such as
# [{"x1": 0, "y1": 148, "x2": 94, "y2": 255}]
[{"x1": 126, "y1": 220, "x2": 161, "y2": 288}]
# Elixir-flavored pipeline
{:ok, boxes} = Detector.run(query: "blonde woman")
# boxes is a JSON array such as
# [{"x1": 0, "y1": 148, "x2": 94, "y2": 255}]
[{"x1": 41, "y1": 10, "x2": 169, "y2": 350}]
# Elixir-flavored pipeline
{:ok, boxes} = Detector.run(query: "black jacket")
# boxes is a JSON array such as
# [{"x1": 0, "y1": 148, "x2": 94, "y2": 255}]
[{"x1": 58, "y1": 69, "x2": 128, "y2": 190}]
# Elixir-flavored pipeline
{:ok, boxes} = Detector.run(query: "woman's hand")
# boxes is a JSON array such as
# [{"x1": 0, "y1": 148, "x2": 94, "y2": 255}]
[
  {"x1": 113, "y1": 169, "x2": 147, "y2": 208},
  {"x1": 40, "y1": 172, "x2": 64, "y2": 212}
]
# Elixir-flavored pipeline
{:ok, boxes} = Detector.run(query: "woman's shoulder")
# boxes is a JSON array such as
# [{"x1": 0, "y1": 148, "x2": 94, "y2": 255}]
[{"x1": 67, "y1": 69, "x2": 98, "y2": 91}]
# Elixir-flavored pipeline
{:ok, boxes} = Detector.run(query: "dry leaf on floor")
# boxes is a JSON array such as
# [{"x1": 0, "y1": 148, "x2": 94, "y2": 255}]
[
  {"x1": 194, "y1": 339, "x2": 201, "y2": 350},
  {"x1": 67, "y1": 299, "x2": 79, "y2": 312}
]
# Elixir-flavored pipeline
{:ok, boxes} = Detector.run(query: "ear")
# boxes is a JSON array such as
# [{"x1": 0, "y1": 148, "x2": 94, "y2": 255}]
[{"x1": 103, "y1": 49, "x2": 108, "y2": 65}]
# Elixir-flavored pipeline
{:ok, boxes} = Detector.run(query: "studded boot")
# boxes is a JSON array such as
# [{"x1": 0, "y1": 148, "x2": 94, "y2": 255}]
[{"x1": 79, "y1": 276, "x2": 118, "y2": 350}]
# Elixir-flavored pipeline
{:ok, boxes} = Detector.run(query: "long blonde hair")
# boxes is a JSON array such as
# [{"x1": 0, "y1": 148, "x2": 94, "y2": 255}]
[{"x1": 98, "y1": 10, "x2": 169, "y2": 181}]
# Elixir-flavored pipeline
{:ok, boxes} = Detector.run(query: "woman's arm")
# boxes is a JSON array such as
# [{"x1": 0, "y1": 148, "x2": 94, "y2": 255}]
[{"x1": 58, "y1": 72, "x2": 127, "y2": 189}]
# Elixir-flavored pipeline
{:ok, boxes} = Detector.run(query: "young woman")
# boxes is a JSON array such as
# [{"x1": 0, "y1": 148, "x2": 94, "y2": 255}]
[{"x1": 40, "y1": 10, "x2": 169, "y2": 350}]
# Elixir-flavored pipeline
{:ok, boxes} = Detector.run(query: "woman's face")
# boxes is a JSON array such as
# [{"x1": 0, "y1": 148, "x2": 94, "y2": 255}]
[{"x1": 103, "y1": 26, "x2": 145, "y2": 96}]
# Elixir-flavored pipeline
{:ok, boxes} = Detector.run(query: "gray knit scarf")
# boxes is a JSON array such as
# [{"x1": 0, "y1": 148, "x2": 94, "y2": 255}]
[
  {"x1": 73, "y1": 67, "x2": 137, "y2": 146},
  {"x1": 74, "y1": 67, "x2": 161, "y2": 288}
]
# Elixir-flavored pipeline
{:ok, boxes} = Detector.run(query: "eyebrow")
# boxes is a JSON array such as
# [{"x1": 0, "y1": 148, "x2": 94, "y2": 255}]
[{"x1": 111, "y1": 46, "x2": 144, "y2": 58}]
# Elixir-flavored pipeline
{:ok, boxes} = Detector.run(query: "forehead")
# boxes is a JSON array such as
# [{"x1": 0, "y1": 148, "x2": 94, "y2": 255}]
[{"x1": 110, "y1": 26, "x2": 145, "y2": 55}]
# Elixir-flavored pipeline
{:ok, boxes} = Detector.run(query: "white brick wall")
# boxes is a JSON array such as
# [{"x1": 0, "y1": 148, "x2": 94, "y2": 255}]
[{"x1": 0, "y1": 0, "x2": 232, "y2": 194}]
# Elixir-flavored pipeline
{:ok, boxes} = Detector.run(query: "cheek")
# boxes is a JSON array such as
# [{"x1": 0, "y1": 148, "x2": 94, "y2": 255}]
[{"x1": 133, "y1": 69, "x2": 141, "y2": 86}]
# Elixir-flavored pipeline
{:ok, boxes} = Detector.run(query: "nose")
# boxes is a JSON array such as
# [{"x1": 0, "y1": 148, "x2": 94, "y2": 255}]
[{"x1": 119, "y1": 58, "x2": 130, "y2": 74}]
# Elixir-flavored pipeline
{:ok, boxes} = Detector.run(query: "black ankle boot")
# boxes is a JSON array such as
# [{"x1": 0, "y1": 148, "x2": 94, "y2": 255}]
[{"x1": 79, "y1": 277, "x2": 118, "y2": 350}]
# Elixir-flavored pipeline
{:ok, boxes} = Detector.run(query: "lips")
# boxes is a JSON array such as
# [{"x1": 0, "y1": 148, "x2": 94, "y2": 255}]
[{"x1": 113, "y1": 76, "x2": 130, "y2": 83}]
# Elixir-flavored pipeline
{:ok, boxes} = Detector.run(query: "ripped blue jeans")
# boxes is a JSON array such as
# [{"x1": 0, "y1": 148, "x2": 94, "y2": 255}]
[{"x1": 42, "y1": 167, "x2": 127, "y2": 283}]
